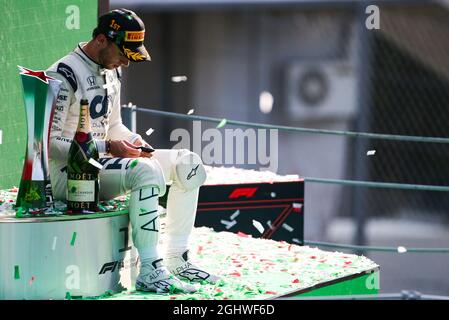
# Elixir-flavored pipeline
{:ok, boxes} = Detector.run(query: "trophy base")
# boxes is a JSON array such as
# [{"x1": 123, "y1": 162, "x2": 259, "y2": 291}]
[
  {"x1": 0, "y1": 212, "x2": 136, "y2": 299},
  {"x1": 15, "y1": 180, "x2": 53, "y2": 215}
]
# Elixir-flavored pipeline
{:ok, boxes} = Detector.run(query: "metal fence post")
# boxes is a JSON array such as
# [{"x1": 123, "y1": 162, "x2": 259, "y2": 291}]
[
  {"x1": 352, "y1": 1, "x2": 375, "y2": 250},
  {"x1": 122, "y1": 103, "x2": 137, "y2": 133}
]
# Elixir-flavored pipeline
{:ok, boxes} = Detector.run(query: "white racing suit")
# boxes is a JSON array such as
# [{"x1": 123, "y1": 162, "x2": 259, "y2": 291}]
[{"x1": 46, "y1": 43, "x2": 207, "y2": 262}]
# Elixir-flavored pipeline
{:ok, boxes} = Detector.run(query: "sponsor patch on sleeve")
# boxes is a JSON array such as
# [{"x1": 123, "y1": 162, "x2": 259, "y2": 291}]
[{"x1": 56, "y1": 63, "x2": 78, "y2": 92}]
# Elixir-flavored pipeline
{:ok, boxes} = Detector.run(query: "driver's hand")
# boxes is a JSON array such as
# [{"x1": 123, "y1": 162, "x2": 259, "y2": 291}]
[
  {"x1": 133, "y1": 138, "x2": 154, "y2": 158},
  {"x1": 109, "y1": 140, "x2": 141, "y2": 158}
]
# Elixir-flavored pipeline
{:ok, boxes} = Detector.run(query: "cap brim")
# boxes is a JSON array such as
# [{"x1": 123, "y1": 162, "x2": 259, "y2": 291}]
[{"x1": 122, "y1": 44, "x2": 151, "y2": 62}]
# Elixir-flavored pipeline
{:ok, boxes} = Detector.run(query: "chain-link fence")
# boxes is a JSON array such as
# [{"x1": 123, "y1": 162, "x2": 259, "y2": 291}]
[{"x1": 349, "y1": 3, "x2": 449, "y2": 221}]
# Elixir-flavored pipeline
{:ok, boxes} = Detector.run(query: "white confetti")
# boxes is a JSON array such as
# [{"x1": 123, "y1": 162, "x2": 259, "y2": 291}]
[
  {"x1": 187, "y1": 109, "x2": 194, "y2": 115},
  {"x1": 52, "y1": 236, "x2": 58, "y2": 251},
  {"x1": 171, "y1": 76, "x2": 187, "y2": 83},
  {"x1": 270, "y1": 192, "x2": 276, "y2": 198},
  {"x1": 259, "y1": 91, "x2": 274, "y2": 114},
  {"x1": 367, "y1": 150, "x2": 376, "y2": 156},
  {"x1": 146, "y1": 128, "x2": 154, "y2": 136},
  {"x1": 252, "y1": 220, "x2": 265, "y2": 234},
  {"x1": 267, "y1": 220, "x2": 274, "y2": 230},
  {"x1": 88, "y1": 158, "x2": 103, "y2": 170},
  {"x1": 230, "y1": 210, "x2": 240, "y2": 220},
  {"x1": 220, "y1": 219, "x2": 237, "y2": 230},
  {"x1": 397, "y1": 246, "x2": 407, "y2": 253},
  {"x1": 292, "y1": 203, "x2": 303, "y2": 209},
  {"x1": 282, "y1": 223, "x2": 294, "y2": 232},
  {"x1": 292, "y1": 238, "x2": 301, "y2": 244}
]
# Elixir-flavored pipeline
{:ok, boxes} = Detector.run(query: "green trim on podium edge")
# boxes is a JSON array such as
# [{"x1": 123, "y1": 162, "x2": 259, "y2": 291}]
[{"x1": 280, "y1": 268, "x2": 380, "y2": 298}]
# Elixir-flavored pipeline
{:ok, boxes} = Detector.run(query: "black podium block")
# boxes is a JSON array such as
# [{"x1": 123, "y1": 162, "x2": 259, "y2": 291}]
[{"x1": 195, "y1": 180, "x2": 304, "y2": 245}]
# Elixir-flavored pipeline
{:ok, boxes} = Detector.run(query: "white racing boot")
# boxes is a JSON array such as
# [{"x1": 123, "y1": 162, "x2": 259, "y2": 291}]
[
  {"x1": 136, "y1": 259, "x2": 197, "y2": 294},
  {"x1": 165, "y1": 250, "x2": 221, "y2": 284}
]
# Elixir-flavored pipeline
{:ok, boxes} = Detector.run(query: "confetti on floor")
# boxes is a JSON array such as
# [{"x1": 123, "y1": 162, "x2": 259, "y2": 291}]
[
  {"x1": 0, "y1": 189, "x2": 130, "y2": 218},
  {"x1": 97, "y1": 227, "x2": 378, "y2": 300},
  {"x1": 0, "y1": 166, "x2": 377, "y2": 300}
]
